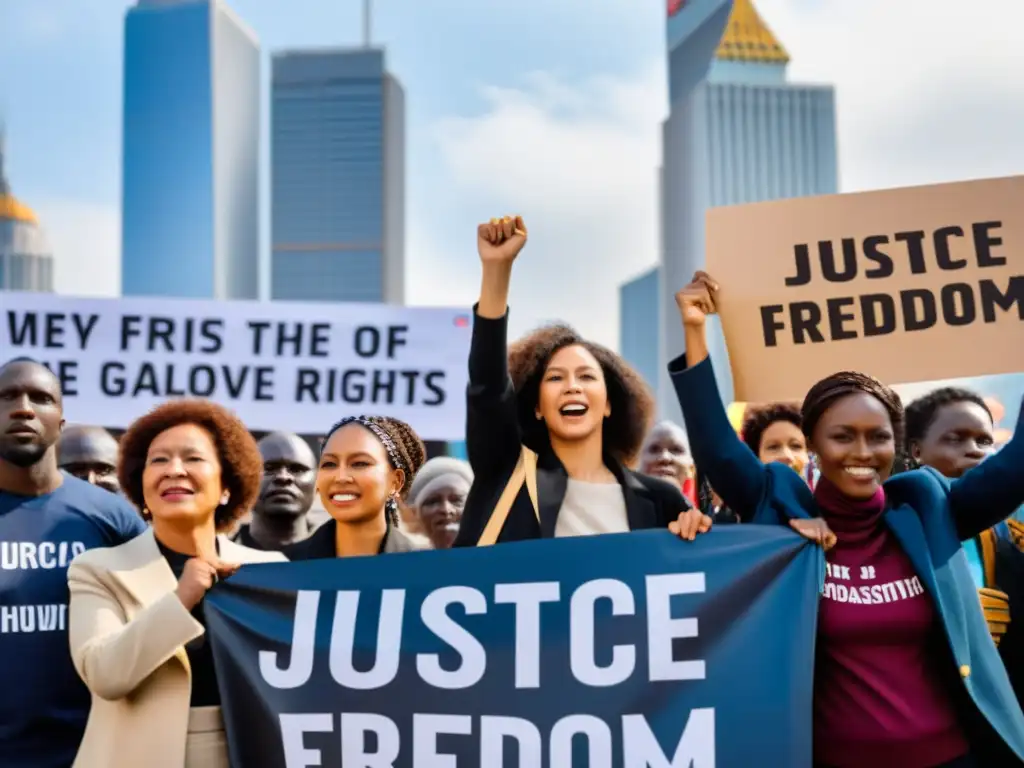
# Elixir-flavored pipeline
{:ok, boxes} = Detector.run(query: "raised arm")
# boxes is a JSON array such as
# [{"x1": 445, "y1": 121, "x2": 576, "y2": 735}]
[
  {"x1": 668, "y1": 273, "x2": 768, "y2": 519},
  {"x1": 465, "y1": 216, "x2": 530, "y2": 482},
  {"x1": 68, "y1": 559, "x2": 203, "y2": 701},
  {"x1": 950, "y1": 399, "x2": 1024, "y2": 540}
]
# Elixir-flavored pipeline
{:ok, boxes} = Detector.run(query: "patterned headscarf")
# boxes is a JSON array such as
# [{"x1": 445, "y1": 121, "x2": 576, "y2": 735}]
[{"x1": 322, "y1": 416, "x2": 406, "y2": 472}]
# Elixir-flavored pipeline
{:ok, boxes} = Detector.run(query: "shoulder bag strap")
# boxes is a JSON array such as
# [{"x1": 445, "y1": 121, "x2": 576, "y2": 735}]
[
  {"x1": 523, "y1": 447, "x2": 539, "y2": 521},
  {"x1": 477, "y1": 448, "x2": 527, "y2": 547},
  {"x1": 476, "y1": 446, "x2": 542, "y2": 546}
]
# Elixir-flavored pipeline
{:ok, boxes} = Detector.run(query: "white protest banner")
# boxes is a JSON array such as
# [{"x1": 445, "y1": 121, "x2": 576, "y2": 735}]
[{"x1": 0, "y1": 292, "x2": 471, "y2": 441}]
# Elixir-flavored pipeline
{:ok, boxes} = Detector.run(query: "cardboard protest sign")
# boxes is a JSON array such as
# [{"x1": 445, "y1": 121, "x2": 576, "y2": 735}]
[
  {"x1": 706, "y1": 176, "x2": 1024, "y2": 402},
  {"x1": 0, "y1": 292, "x2": 470, "y2": 440}
]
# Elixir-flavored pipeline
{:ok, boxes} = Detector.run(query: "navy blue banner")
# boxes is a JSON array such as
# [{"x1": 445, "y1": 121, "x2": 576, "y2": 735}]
[{"x1": 206, "y1": 527, "x2": 820, "y2": 767}]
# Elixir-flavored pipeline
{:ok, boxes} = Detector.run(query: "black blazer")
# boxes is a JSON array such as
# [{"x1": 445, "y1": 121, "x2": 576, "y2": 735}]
[
  {"x1": 284, "y1": 520, "x2": 424, "y2": 560},
  {"x1": 452, "y1": 308, "x2": 691, "y2": 547}
]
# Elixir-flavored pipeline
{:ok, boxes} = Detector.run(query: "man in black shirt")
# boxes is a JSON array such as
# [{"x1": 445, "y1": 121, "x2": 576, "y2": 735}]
[{"x1": 234, "y1": 431, "x2": 316, "y2": 550}]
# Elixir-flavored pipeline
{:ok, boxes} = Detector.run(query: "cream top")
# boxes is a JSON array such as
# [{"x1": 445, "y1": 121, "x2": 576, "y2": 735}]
[{"x1": 555, "y1": 479, "x2": 629, "y2": 538}]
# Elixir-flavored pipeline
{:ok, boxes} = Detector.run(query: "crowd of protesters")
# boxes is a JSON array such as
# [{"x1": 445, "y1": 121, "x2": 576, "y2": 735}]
[{"x1": 1, "y1": 216, "x2": 1023, "y2": 767}]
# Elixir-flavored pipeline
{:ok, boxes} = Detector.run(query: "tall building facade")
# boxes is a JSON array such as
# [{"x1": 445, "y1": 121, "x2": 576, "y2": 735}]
[
  {"x1": 0, "y1": 131, "x2": 53, "y2": 292},
  {"x1": 622, "y1": 0, "x2": 838, "y2": 418},
  {"x1": 619, "y1": 266, "x2": 661, "y2": 392},
  {"x1": 121, "y1": 0, "x2": 260, "y2": 299},
  {"x1": 271, "y1": 48, "x2": 405, "y2": 304}
]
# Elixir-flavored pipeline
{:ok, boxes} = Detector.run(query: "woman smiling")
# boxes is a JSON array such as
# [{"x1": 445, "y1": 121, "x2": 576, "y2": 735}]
[
  {"x1": 285, "y1": 415, "x2": 428, "y2": 560},
  {"x1": 67, "y1": 401, "x2": 285, "y2": 768},
  {"x1": 670, "y1": 270, "x2": 1024, "y2": 767}
]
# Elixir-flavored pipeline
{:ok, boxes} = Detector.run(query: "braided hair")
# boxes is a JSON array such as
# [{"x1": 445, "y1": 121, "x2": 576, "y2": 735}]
[
  {"x1": 904, "y1": 387, "x2": 992, "y2": 470},
  {"x1": 801, "y1": 371, "x2": 906, "y2": 472},
  {"x1": 321, "y1": 415, "x2": 428, "y2": 526}
]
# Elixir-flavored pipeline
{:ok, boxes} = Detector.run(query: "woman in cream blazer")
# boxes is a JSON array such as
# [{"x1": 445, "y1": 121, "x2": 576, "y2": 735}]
[{"x1": 68, "y1": 401, "x2": 287, "y2": 768}]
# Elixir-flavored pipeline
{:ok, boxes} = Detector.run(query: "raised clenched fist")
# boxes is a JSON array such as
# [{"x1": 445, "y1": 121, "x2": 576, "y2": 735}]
[
  {"x1": 674, "y1": 271, "x2": 720, "y2": 328},
  {"x1": 477, "y1": 215, "x2": 528, "y2": 265}
]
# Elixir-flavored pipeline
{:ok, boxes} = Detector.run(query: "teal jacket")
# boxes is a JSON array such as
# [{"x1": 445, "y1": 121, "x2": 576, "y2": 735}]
[{"x1": 670, "y1": 354, "x2": 1024, "y2": 764}]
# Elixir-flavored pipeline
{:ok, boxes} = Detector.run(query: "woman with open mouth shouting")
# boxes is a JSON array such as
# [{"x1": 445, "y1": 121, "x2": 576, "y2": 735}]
[
  {"x1": 285, "y1": 415, "x2": 429, "y2": 560},
  {"x1": 670, "y1": 270, "x2": 1024, "y2": 768},
  {"x1": 453, "y1": 215, "x2": 710, "y2": 548}
]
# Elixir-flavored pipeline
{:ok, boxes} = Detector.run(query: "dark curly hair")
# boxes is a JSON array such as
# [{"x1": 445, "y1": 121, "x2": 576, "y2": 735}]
[
  {"x1": 905, "y1": 387, "x2": 992, "y2": 446},
  {"x1": 321, "y1": 416, "x2": 428, "y2": 526},
  {"x1": 118, "y1": 400, "x2": 262, "y2": 531},
  {"x1": 801, "y1": 371, "x2": 905, "y2": 470},
  {"x1": 741, "y1": 402, "x2": 802, "y2": 456},
  {"x1": 507, "y1": 324, "x2": 654, "y2": 464}
]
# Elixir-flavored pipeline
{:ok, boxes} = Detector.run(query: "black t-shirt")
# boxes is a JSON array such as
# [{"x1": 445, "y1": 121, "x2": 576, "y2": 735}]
[
  {"x1": 155, "y1": 541, "x2": 220, "y2": 707},
  {"x1": 284, "y1": 520, "x2": 390, "y2": 560},
  {"x1": 233, "y1": 521, "x2": 313, "y2": 552},
  {"x1": 232, "y1": 524, "x2": 262, "y2": 550}
]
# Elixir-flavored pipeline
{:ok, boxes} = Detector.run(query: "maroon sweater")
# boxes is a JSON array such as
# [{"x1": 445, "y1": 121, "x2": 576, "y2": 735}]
[{"x1": 813, "y1": 478, "x2": 969, "y2": 768}]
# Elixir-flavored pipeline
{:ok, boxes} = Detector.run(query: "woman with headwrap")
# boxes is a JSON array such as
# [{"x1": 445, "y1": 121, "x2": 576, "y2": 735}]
[{"x1": 408, "y1": 457, "x2": 474, "y2": 549}]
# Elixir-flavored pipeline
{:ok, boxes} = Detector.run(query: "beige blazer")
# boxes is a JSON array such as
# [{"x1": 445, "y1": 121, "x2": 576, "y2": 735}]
[{"x1": 67, "y1": 528, "x2": 286, "y2": 768}]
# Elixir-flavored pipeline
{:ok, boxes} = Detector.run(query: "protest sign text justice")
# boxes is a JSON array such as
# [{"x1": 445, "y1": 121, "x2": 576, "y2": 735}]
[
  {"x1": 262, "y1": 575, "x2": 714, "y2": 768},
  {"x1": 761, "y1": 220, "x2": 1021, "y2": 346},
  {"x1": 705, "y1": 175, "x2": 1024, "y2": 402},
  {"x1": 206, "y1": 529, "x2": 819, "y2": 767}
]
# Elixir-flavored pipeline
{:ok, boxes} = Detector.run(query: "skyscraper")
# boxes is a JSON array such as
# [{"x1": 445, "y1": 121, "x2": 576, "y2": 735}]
[
  {"x1": 121, "y1": 0, "x2": 260, "y2": 299},
  {"x1": 619, "y1": 265, "x2": 661, "y2": 392},
  {"x1": 619, "y1": 0, "x2": 839, "y2": 416},
  {"x1": 0, "y1": 129, "x2": 54, "y2": 292},
  {"x1": 270, "y1": 48, "x2": 405, "y2": 304}
]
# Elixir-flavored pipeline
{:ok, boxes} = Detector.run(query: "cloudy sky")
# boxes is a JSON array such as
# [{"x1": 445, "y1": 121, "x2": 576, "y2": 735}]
[{"x1": 2, "y1": 0, "x2": 1024, "y2": 349}]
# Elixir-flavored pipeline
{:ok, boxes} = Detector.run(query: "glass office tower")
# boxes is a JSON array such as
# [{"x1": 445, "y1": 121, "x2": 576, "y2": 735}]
[
  {"x1": 270, "y1": 48, "x2": 405, "y2": 304},
  {"x1": 121, "y1": 0, "x2": 260, "y2": 299},
  {"x1": 619, "y1": 0, "x2": 839, "y2": 415}
]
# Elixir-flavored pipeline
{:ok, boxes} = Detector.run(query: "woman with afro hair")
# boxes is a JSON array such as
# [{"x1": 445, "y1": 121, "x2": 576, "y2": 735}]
[
  {"x1": 741, "y1": 401, "x2": 809, "y2": 479},
  {"x1": 67, "y1": 400, "x2": 286, "y2": 768},
  {"x1": 452, "y1": 215, "x2": 709, "y2": 547},
  {"x1": 671, "y1": 270, "x2": 1024, "y2": 767}
]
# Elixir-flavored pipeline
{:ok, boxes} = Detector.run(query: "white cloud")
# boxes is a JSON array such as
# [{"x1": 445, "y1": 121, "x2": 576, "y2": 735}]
[
  {"x1": 760, "y1": 0, "x2": 1024, "y2": 191},
  {"x1": 419, "y1": 62, "x2": 667, "y2": 347},
  {"x1": 418, "y1": 0, "x2": 1024, "y2": 351},
  {"x1": 33, "y1": 199, "x2": 121, "y2": 297}
]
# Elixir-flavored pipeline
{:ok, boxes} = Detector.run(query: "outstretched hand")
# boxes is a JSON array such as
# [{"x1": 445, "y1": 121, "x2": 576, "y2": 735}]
[
  {"x1": 789, "y1": 518, "x2": 837, "y2": 551},
  {"x1": 674, "y1": 271, "x2": 720, "y2": 328},
  {"x1": 478, "y1": 215, "x2": 528, "y2": 266},
  {"x1": 669, "y1": 508, "x2": 713, "y2": 541}
]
